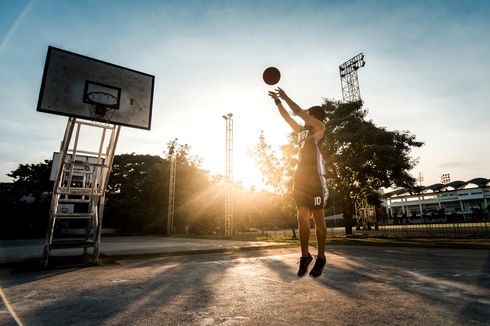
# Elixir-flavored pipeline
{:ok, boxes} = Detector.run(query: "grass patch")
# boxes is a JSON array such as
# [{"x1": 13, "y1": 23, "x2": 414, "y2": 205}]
[
  {"x1": 175, "y1": 233, "x2": 490, "y2": 250},
  {"x1": 327, "y1": 237, "x2": 490, "y2": 249},
  {"x1": 174, "y1": 233, "x2": 299, "y2": 243}
]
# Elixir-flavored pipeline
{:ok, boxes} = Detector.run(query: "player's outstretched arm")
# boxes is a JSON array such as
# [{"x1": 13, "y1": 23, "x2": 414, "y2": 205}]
[
  {"x1": 274, "y1": 88, "x2": 325, "y2": 138},
  {"x1": 268, "y1": 91, "x2": 301, "y2": 133}
]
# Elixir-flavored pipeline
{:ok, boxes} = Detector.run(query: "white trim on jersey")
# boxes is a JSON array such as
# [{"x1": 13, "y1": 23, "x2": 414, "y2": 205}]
[{"x1": 314, "y1": 137, "x2": 329, "y2": 207}]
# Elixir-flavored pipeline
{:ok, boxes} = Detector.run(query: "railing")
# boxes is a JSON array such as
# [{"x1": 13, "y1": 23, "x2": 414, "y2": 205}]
[{"x1": 353, "y1": 221, "x2": 490, "y2": 238}]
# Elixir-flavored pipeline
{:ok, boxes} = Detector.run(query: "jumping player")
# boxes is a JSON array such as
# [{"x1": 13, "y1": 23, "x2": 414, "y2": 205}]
[{"x1": 268, "y1": 87, "x2": 328, "y2": 277}]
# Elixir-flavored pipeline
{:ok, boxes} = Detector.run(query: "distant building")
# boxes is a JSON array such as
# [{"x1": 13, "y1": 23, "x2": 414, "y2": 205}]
[{"x1": 383, "y1": 177, "x2": 490, "y2": 220}]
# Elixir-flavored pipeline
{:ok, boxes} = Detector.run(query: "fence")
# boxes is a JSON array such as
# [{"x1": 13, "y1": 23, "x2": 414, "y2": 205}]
[
  {"x1": 242, "y1": 211, "x2": 490, "y2": 239},
  {"x1": 352, "y1": 221, "x2": 490, "y2": 238}
]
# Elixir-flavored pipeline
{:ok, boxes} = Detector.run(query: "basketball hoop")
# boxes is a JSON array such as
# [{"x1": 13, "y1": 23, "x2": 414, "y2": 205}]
[{"x1": 86, "y1": 91, "x2": 118, "y2": 122}]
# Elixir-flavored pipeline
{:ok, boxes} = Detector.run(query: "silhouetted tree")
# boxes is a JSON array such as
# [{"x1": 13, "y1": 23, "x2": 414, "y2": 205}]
[
  {"x1": 250, "y1": 131, "x2": 297, "y2": 238},
  {"x1": 1, "y1": 160, "x2": 53, "y2": 238},
  {"x1": 322, "y1": 99, "x2": 423, "y2": 234},
  {"x1": 105, "y1": 141, "x2": 212, "y2": 235},
  {"x1": 163, "y1": 138, "x2": 202, "y2": 167}
]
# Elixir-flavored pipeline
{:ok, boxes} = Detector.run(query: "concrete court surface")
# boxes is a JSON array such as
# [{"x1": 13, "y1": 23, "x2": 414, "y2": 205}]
[{"x1": 1, "y1": 243, "x2": 489, "y2": 326}]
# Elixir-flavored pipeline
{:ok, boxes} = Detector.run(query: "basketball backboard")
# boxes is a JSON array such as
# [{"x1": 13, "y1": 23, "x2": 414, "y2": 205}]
[{"x1": 37, "y1": 46, "x2": 154, "y2": 130}]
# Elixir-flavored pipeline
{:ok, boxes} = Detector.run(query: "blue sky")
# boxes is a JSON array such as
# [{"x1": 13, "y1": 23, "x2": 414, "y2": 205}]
[{"x1": 0, "y1": 0, "x2": 489, "y2": 187}]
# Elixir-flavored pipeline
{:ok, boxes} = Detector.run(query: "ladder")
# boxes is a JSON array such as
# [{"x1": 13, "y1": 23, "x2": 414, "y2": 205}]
[{"x1": 42, "y1": 117, "x2": 120, "y2": 266}]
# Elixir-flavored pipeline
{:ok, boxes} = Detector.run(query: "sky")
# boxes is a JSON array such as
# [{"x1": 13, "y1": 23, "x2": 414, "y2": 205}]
[{"x1": 0, "y1": 0, "x2": 489, "y2": 189}]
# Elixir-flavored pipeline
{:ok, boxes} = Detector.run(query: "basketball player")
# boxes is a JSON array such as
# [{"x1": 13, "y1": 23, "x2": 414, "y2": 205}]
[{"x1": 268, "y1": 87, "x2": 328, "y2": 277}]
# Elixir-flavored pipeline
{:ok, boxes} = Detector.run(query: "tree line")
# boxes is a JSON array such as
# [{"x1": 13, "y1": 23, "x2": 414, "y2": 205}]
[
  {"x1": 0, "y1": 99, "x2": 421, "y2": 239},
  {"x1": 0, "y1": 146, "x2": 289, "y2": 239}
]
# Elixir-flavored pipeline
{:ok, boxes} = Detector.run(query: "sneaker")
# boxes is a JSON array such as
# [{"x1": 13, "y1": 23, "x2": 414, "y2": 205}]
[
  {"x1": 309, "y1": 256, "x2": 326, "y2": 278},
  {"x1": 297, "y1": 253, "x2": 313, "y2": 277}
]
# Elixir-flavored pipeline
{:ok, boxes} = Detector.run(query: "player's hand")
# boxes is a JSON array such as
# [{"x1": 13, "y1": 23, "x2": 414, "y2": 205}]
[
  {"x1": 268, "y1": 91, "x2": 279, "y2": 101},
  {"x1": 274, "y1": 87, "x2": 289, "y2": 100}
]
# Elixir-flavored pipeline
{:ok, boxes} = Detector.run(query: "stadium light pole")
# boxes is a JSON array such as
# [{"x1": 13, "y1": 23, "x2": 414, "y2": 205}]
[
  {"x1": 339, "y1": 53, "x2": 366, "y2": 102},
  {"x1": 222, "y1": 113, "x2": 234, "y2": 237},
  {"x1": 167, "y1": 141, "x2": 177, "y2": 235},
  {"x1": 340, "y1": 54, "x2": 368, "y2": 230}
]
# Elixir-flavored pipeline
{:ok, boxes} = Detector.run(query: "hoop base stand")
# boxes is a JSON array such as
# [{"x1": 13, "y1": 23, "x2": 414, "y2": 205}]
[{"x1": 42, "y1": 117, "x2": 121, "y2": 266}]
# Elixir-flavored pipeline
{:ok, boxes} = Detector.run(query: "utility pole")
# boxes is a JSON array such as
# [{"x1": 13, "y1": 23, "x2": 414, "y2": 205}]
[
  {"x1": 167, "y1": 141, "x2": 177, "y2": 235},
  {"x1": 222, "y1": 113, "x2": 234, "y2": 236}
]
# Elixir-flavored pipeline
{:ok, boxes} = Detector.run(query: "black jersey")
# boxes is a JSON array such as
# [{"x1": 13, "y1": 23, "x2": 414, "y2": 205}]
[{"x1": 293, "y1": 126, "x2": 329, "y2": 209}]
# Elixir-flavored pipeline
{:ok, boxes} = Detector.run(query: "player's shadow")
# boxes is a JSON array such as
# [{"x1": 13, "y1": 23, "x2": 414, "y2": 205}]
[
  {"x1": 261, "y1": 245, "x2": 490, "y2": 324},
  {"x1": 8, "y1": 254, "x2": 232, "y2": 325},
  {"x1": 326, "y1": 246, "x2": 489, "y2": 323},
  {"x1": 457, "y1": 250, "x2": 490, "y2": 322}
]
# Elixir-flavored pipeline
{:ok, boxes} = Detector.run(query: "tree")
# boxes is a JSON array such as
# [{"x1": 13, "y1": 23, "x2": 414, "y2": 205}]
[
  {"x1": 105, "y1": 141, "x2": 214, "y2": 235},
  {"x1": 250, "y1": 130, "x2": 298, "y2": 238},
  {"x1": 251, "y1": 100, "x2": 423, "y2": 237},
  {"x1": 1, "y1": 160, "x2": 53, "y2": 238},
  {"x1": 163, "y1": 138, "x2": 202, "y2": 167},
  {"x1": 322, "y1": 99, "x2": 423, "y2": 234},
  {"x1": 105, "y1": 154, "x2": 168, "y2": 233},
  {"x1": 8, "y1": 160, "x2": 53, "y2": 197}
]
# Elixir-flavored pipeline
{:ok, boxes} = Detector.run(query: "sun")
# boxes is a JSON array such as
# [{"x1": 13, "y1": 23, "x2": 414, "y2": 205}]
[
  {"x1": 233, "y1": 155, "x2": 265, "y2": 189},
  {"x1": 199, "y1": 146, "x2": 266, "y2": 190}
]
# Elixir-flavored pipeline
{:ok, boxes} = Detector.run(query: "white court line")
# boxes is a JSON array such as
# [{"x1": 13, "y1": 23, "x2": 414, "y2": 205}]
[{"x1": 0, "y1": 288, "x2": 24, "y2": 326}]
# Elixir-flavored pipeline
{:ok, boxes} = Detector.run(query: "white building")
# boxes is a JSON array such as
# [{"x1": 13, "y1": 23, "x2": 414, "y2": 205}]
[{"x1": 383, "y1": 178, "x2": 489, "y2": 221}]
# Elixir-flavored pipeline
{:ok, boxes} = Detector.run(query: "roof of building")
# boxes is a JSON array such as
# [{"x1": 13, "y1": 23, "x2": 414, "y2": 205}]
[
  {"x1": 384, "y1": 177, "x2": 489, "y2": 198},
  {"x1": 446, "y1": 180, "x2": 467, "y2": 189},
  {"x1": 468, "y1": 177, "x2": 489, "y2": 186},
  {"x1": 426, "y1": 183, "x2": 445, "y2": 191}
]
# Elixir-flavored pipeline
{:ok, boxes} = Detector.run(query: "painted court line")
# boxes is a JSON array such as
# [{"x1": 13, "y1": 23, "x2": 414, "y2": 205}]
[{"x1": 0, "y1": 288, "x2": 23, "y2": 326}]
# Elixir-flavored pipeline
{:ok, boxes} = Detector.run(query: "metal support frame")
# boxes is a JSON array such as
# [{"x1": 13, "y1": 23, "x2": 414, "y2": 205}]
[
  {"x1": 339, "y1": 53, "x2": 366, "y2": 102},
  {"x1": 222, "y1": 113, "x2": 234, "y2": 236},
  {"x1": 355, "y1": 197, "x2": 376, "y2": 230},
  {"x1": 42, "y1": 117, "x2": 120, "y2": 266},
  {"x1": 167, "y1": 152, "x2": 176, "y2": 235}
]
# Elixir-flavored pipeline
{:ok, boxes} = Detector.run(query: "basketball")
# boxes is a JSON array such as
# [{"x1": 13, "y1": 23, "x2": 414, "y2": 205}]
[{"x1": 263, "y1": 67, "x2": 281, "y2": 85}]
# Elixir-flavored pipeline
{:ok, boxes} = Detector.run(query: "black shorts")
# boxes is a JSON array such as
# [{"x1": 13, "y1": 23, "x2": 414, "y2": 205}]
[{"x1": 293, "y1": 170, "x2": 328, "y2": 209}]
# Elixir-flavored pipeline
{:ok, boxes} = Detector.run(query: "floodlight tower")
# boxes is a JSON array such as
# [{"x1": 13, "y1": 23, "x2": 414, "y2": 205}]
[
  {"x1": 441, "y1": 173, "x2": 451, "y2": 184},
  {"x1": 167, "y1": 142, "x2": 177, "y2": 235},
  {"x1": 222, "y1": 113, "x2": 234, "y2": 236},
  {"x1": 339, "y1": 53, "x2": 366, "y2": 102},
  {"x1": 417, "y1": 172, "x2": 424, "y2": 186}
]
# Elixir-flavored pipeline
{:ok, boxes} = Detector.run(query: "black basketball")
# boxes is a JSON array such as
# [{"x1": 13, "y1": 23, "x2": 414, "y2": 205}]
[{"x1": 263, "y1": 67, "x2": 281, "y2": 85}]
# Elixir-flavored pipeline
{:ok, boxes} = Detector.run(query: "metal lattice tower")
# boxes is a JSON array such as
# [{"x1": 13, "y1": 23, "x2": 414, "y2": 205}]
[
  {"x1": 167, "y1": 145, "x2": 177, "y2": 235},
  {"x1": 222, "y1": 113, "x2": 234, "y2": 236},
  {"x1": 339, "y1": 53, "x2": 366, "y2": 102}
]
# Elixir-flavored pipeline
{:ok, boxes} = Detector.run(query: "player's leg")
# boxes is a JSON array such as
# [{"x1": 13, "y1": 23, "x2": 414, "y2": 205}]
[
  {"x1": 293, "y1": 174, "x2": 311, "y2": 258},
  {"x1": 309, "y1": 207, "x2": 327, "y2": 277},
  {"x1": 293, "y1": 174, "x2": 314, "y2": 276},
  {"x1": 296, "y1": 206, "x2": 313, "y2": 276},
  {"x1": 311, "y1": 208, "x2": 326, "y2": 259},
  {"x1": 297, "y1": 206, "x2": 311, "y2": 258}
]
